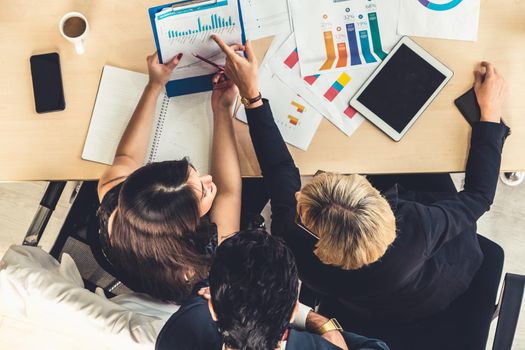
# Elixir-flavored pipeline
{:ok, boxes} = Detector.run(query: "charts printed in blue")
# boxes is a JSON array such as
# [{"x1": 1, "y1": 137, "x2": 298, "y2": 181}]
[
  {"x1": 154, "y1": 0, "x2": 243, "y2": 81},
  {"x1": 418, "y1": 0, "x2": 463, "y2": 11},
  {"x1": 167, "y1": 14, "x2": 235, "y2": 38}
]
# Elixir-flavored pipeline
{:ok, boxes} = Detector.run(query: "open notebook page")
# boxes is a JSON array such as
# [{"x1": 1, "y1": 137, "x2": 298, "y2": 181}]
[
  {"x1": 82, "y1": 65, "x2": 213, "y2": 172},
  {"x1": 149, "y1": 92, "x2": 213, "y2": 173},
  {"x1": 82, "y1": 66, "x2": 156, "y2": 165}
]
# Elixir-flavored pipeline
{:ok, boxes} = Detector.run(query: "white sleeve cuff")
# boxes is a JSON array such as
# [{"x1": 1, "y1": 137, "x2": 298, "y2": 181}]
[{"x1": 292, "y1": 302, "x2": 312, "y2": 330}]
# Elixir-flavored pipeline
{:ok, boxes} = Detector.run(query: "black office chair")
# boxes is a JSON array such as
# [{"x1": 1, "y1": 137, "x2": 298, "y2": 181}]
[
  {"x1": 301, "y1": 235, "x2": 524, "y2": 350},
  {"x1": 22, "y1": 181, "x2": 129, "y2": 295}
]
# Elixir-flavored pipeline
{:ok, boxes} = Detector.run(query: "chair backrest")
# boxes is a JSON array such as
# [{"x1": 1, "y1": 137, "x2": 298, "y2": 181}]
[
  {"x1": 315, "y1": 234, "x2": 505, "y2": 350},
  {"x1": 492, "y1": 273, "x2": 525, "y2": 350}
]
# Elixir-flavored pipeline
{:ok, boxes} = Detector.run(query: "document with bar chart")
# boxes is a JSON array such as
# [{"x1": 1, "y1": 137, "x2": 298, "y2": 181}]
[
  {"x1": 236, "y1": 64, "x2": 323, "y2": 150},
  {"x1": 289, "y1": 0, "x2": 400, "y2": 77},
  {"x1": 149, "y1": 0, "x2": 244, "y2": 96},
  {"x1": 268, "y1": 34, "x2": 366, "y2": 138}
]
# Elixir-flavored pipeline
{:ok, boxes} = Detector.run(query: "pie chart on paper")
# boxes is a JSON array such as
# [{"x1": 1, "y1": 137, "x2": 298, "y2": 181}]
[{"x1": 417, "y1": 0, "x2": 463, "y2": 11}]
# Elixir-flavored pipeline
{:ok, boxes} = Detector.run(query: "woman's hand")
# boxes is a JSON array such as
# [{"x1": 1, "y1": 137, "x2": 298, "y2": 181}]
[
  {"x1": 474, "y1": 61, "x2": 507, "y2": 124},
  {"x1": 147, "y1": 51, "x2": 182, "y2": 90},
  {"x1": 211, "y1": 35, "x2": 260, "y2": 102},
  {"x1": 211, "y1": 71, "x2": 239, "y2": 115}
]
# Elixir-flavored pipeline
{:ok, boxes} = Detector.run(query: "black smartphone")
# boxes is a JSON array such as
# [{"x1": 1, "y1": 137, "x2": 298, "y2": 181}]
[
  {"x1": 30, "y1": 53, "x2": 66, "y2": 113},
  {"x1": 454, "y1": 88, "x2": 481, "y2": 125},
  {"x1": 455, "y1": 87, "x2": 510, "y2": 126}
]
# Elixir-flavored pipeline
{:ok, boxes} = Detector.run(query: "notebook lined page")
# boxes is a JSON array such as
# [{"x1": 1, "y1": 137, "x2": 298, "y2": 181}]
[
  {"x1": 83, "y1": 65, "x2": 213, "y2": 172},
  {"x1": 82, "y1": 66, "x2": 161, "y2": 165},
  {"x1": 153, "y1": 91, "x2": 213, "y2": 173}
]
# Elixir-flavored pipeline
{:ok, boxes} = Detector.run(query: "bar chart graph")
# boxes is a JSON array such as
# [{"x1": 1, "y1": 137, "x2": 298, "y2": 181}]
[
  {"x1": 288, "y1": 115, "x2": 299, "y2": 126},
  {"x1": 154, "y1": 0, "x2": 243, "y2": 83},
  {"x1": 167, "y1": 14, "x2": 235, "y2": 38},
  {"x1": 269, "y1": 33, "x2": 365, "y2": 139},
  {"x1": 324, "y1": 72, "x2": 351, "y2": 101},
  {"x1": 291, "y1": 0, "x2": 400, "y2": 76}
]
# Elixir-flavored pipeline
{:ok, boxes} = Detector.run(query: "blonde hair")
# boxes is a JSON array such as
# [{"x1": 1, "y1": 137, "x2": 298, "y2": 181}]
[{"x1": 297, "y1": 173, "x2": 396, "y2": 270}]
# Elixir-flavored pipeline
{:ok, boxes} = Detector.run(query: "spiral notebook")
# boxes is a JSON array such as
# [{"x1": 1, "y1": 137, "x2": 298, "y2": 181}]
[{"x1": 82, "y1": 65, "x2": 213, "y2": 172}]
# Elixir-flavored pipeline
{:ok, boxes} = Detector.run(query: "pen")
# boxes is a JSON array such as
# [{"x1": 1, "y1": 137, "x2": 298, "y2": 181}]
[{"x1": 192, "y1": 53, "x2": 225, "y2": 71}]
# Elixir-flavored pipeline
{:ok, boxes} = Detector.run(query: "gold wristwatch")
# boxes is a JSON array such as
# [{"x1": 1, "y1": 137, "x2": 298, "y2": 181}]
[
  {"x1": 316, "y1": 318, "x2": 343, "y2": 335},
  {"x1": 240, "y1": 92, "x2": 262, "y2": 107}
]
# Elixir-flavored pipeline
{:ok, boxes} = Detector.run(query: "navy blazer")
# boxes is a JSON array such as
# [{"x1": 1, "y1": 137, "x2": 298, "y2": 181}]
[
  {"x1": 155, "y1": 296, "x2": 389, "y2": 350},
  {"x1": 245, "y1": 100, "x2": 509, "y2": 322}
]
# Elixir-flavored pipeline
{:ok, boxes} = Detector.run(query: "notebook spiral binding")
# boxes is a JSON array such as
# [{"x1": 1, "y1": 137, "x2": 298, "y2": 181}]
[{"x1": 147, "y1": 93, "x2": 169, "y2": 163}]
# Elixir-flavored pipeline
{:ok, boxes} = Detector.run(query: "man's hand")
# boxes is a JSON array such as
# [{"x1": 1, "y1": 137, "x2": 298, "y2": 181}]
[
  {"x1": 147, "y1": 51, "x2": 182, "y2": 89},
  {"x1": 474, "y1": 61, "x2": 507, "y2": 124},
  {"x1": 211, "y1": 35, "x2": 261, "y2": 108},
  {"x1": 306, "y1": 311, "x2": 349, "y2": 350},
  {"x1": 198, "y1": 287, "x2": 211, "y2": 300}
]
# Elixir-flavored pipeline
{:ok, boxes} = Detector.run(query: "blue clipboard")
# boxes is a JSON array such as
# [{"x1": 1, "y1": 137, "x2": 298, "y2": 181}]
[{"x1": 148, "y1": 0, "x2": 246, "y2": 97}]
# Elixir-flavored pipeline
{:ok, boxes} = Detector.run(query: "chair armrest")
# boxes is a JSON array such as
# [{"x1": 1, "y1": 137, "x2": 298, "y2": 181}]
[
  {"x1": 23, "y1": 181, "x2": 67, "y2": 246},
  {"x1": 492, "y1": 273, "x2": 525, "y2": 350}
]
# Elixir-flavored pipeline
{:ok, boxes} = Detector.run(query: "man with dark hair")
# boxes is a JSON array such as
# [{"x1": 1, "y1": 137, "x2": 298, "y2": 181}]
[
  {"x1": 156, "y1": 230, "x2": 389, "y2": 350},
  {"x1": 209, "y1": 229, "x2": 300, "y2": 350}
]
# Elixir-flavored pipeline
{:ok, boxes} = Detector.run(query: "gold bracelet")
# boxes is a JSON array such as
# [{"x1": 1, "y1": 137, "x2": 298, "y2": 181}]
[{"x1": 316, "y1": 318, "x2": 343, "y2": 335}]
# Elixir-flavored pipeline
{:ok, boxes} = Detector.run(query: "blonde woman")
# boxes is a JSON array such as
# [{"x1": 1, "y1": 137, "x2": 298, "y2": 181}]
[{"x1": 213, "y1": 38, "x2": 510, "y2": 332}]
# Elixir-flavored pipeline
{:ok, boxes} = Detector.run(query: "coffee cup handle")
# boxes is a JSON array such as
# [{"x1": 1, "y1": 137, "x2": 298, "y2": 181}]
[{"x1": 74, "y1": 40, "x2": 85, "y2": 55}]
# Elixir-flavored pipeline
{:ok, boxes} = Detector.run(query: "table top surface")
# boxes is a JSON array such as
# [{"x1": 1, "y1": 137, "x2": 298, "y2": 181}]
[{"x1": 1, "y1": 0, "x2": 524, "y2": 181}]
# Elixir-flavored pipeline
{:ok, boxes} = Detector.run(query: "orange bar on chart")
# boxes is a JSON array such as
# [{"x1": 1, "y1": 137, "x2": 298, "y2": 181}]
[
  {"x1": 319, "y1": 31, "x2": 336, "y2": 71},
  {"x1": 291, "y1": 101, "x2": 305, "y2": 113},
  {"x1": 336, "y1": 43, "x2": 348, "y2": 68},
  {"x1": 288, "y1": 115, "x2": 299, "y2": 126}
]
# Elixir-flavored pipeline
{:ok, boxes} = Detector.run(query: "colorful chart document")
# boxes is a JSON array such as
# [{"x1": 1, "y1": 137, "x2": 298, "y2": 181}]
[
  {"x1": 289, "y1": 0, "x2": 401, "y2": 77},
  {"x1": 151, "y1": 0, "x2": 244, "y2": 96},
  {"x1": 237, "y1": 64, "x2": 323, "y2": 151},
  {"x1": 239, "y1": 0, "x2": 291, "y2": 40},
  {"x1": 267, "y1": 34, "x2": 373, "y2": 138},
  {"x1": 397, "y1": 0, "x2": 480, "y2": 41}
]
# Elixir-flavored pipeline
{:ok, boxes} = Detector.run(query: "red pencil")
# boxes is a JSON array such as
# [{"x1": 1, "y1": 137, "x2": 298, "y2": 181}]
[{"x1": 192, "y1": 53, "x2": 225, "y2": 71}]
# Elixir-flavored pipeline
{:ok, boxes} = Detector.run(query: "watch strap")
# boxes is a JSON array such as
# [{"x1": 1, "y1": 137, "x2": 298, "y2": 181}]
[
  {"x1": 241, "y1": 92, "x2": 262, "y2": 106},
  {"x1": 316, "y1": 318, "x2": 343, "y2": 335}
]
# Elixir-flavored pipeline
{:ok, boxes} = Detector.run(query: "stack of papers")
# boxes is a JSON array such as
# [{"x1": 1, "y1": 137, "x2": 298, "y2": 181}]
[
  {"x1": 146, "y1": 0, "x2": 479, "y2": 151},
  {"x1": 236, "y1": 0, "x2": 402, "y2": 149}
]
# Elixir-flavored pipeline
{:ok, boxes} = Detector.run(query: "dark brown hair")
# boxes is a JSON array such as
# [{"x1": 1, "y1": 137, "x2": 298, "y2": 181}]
[{"x1": 110, "y1": 159, "x2": 214, "y2": 303}]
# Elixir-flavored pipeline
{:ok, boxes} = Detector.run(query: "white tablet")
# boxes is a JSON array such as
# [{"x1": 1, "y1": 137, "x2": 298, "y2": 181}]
[{"x1": 350, "y1": 37, "x2": 453, "y2": 142}]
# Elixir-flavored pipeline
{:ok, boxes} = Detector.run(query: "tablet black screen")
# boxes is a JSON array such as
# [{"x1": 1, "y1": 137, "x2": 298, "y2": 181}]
[{"x1": 356, "y1": 44, "x2": 447, "y2": 133}]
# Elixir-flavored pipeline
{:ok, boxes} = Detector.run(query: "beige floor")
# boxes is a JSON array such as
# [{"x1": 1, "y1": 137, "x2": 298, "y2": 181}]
[{"x1": 0, "y1": 178, "x2": 524, "y2": 349}]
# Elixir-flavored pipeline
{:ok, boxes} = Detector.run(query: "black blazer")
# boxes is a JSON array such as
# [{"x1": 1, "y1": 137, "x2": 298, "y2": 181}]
[
  {"x1": 155, "y1": 296, "x2": 390, "y2": 350},
  {"x1": 245, "y1": 100, "x2": 509, "y2": 322}
]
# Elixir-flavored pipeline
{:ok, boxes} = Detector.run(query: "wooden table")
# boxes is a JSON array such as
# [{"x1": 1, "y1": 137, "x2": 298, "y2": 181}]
[{"x1": 1, "y1": 0, "x2": 524, "y2": 181}]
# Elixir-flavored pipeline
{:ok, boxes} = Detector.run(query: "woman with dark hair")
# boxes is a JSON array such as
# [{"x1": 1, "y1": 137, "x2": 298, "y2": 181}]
[{"x1": 96, "y1": 51, "x2": 242, "y2": 303}]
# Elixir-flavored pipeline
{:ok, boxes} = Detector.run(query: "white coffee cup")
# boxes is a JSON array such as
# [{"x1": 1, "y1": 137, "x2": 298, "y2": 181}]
[{"x1": 59, "y1": 12, "x2": 89, "y2": 55}]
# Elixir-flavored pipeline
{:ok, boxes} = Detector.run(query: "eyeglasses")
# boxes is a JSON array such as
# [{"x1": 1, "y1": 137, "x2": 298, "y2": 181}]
[{"x1": 295, "y1": 215, "x2": 319, "y2": 241}]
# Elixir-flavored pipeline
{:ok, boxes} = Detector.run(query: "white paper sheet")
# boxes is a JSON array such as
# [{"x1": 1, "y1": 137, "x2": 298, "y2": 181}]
[
  {"x1": 267, "y1": 34, "x2": 370, "y2": 138},
  {"x1": 154, "y1": 0, "x2": 243, "y2": 81},
  {"x1": 240, "y1": 0, "x2": 291, "y2": 40},
  {"x1": 289, "y1": 0, "x2": 401, "y2": 77},
  {"x1": 82, "y1": 66, "x2": 151, "y2": 165},
  {"x1": 397, "y1": 0, "x2": 480, "y2": 41},
  {"x1": 82, "y1": 66, "x2": 212, "y2": 173},
  {"x1": 236, "y1": 64, "x2": 323, "y2": 151},
  {"x1": 152, "y1": 92, "x2": 213, "y2": 173}
]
